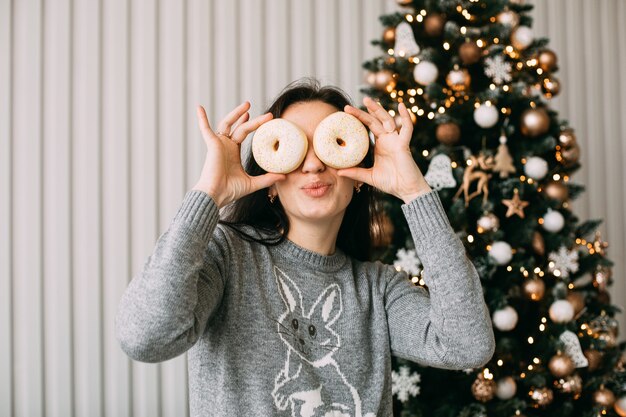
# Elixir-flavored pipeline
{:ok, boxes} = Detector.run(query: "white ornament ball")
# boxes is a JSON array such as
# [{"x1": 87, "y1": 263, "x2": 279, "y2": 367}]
[
  {"x1": 496, "y1": 376, "x2": 517, "y2": 400},
  {"x1": 549, "y1": 299, "x2": 575, "y2": 323},
  {"x1": 413, "y1": 61, "x2": 439, "y2": 85},
  {"x1": 489, "y1": 241, "x2": 513, "y2": 265},
  {"x1": 478, "y1": 213, "x2": 500, "y2": 232},
  {"x1": 474, "y1": 103, "x2": 499, "y2": 128},
  {"x1": 615, "y1": 396, "x2": 626, "y2": 417},
  {"x1": 493, "y1": 306, "x2": 518, "y2": 331},
  {"x1": 542, "y1": 209, "x2": 565, "y2": 233},
  {"x1": 511, "y1": 26, "x2": 534, "y2": 50},
  {"x1": 524, "y1": 156, "x2": 549, "y2": 180},
  {"x1": 497, "y1": 10, "x2": 520, "y2": 27}
]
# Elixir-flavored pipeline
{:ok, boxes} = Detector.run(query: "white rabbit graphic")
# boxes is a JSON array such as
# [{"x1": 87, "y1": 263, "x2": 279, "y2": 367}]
[{"x1": 271, "y1": 266, "x2": 376, "y2": 417}]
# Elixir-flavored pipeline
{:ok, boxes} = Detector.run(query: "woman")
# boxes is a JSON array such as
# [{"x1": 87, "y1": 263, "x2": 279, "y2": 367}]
[{"x1": 116, "y1": 78, "x2": 495, "y2": 416}]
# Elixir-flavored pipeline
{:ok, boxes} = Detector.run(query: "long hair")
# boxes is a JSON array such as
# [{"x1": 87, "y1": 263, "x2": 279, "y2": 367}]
[{"x1": 218, "y1": 77, "x2": 384, "y2": 262}]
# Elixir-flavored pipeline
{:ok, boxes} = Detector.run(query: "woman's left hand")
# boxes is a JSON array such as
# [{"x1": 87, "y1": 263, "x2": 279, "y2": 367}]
[{"x1": 339, "y1": 96, "x2": 432, "y2": 203}]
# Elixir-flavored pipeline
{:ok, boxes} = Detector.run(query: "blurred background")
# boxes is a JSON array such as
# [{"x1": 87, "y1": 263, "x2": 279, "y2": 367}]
[{"x1": 1, "y1": 0, "x2": 624, "y2": 416}]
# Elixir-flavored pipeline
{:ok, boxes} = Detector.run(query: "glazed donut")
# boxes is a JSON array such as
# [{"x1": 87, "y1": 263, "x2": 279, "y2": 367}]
[
  {"x1": 252, "y1": 118, "x2": 308, "y2": 173},
  {"x1": 313, "y1": 112, "x2": 369, "y2": 169}
]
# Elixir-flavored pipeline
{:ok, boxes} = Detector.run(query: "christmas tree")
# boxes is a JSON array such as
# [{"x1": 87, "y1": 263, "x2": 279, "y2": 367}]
[{"x1": 361, "y1": 1, "x2": 626, "y2": 416}]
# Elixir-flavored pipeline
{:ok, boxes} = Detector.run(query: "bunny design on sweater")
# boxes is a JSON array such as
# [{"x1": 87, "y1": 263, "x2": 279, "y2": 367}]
[{"x1": 271, "y1": 266, "x2": 376, "y2": 417}]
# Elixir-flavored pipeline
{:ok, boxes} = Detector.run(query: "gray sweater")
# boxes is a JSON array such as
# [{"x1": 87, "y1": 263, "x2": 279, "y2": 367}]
[{"x1": 115, "y1": 189, "x2": 495, "y2": 416}]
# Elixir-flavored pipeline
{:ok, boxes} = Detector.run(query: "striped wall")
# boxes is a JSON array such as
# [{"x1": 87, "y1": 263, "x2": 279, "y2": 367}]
[{"x1": 1, "y1": 0, "x2": 624, "y2": 416}]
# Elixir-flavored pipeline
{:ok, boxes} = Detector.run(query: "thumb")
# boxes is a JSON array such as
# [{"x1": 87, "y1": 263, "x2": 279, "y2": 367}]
[
  {"x1": 337, "y1": 167, "x2": 372, "y2": 185},
  {"x1": 249, "y1": 173, "x2": 286, "y2": 193}
]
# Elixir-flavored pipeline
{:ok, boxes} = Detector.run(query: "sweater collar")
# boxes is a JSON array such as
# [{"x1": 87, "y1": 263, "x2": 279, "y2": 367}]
[{"x1": 274, "y1": 236, "x2": 349, "y2": 272}]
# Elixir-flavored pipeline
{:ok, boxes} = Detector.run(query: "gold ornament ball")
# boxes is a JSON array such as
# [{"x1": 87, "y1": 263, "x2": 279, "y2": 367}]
[
  {"x1": 383, "y1": 27, "x2": 396, "y2": 46},
  {"x1": 523, "y1": 277, "x2": 545, "y2": 301},
  {"x1": 374, "y1": 70, "x2": 396, "y2": 92},
  {"x1": 530, "y1": 387, "x2": 554, "y2": 408},
  {"x1": 520, "y1": 108, "x2": 550, "y2": 137},
  {"x1": 548, "y1": 352, "x2": 575, "y2": 377},
  {"x1": 561, "y1": 144, "x2": 580, "y2": 166},
  {"x1": 372, "y1": 212, "x2": 395, "y2": 247},
  {"x1": 436, "y1": 122, "x2": 461, "y2": 145},
  {"x1": 459, "y1": 41, "x2": 482, "y2": 65},
  {"x1": 532, "y1": 231, "x2": 545, "y2": 256},
  {"x1": 497, "y1": 10, "x2": 520, "y2": 27},
  {"x1": 593, "y1": 387, "x2": 616, "y2": 408},
  {"x1": 446, "y1": 68, "x2": 471, "y2": 92},
  {"x1": 597, "y1": 289, "x2": 611, "y2": 305},
  {"x1": 566, "y1": 292, "x2": 585, "y2": 316},
  {"x1": 554, "y1": 374, "x2": 583, "y2": 398},
  {"x1": 471, "y1": 373, "x2": 497, "y2": 402},
  {"x1": 538, "y1": 49, "x2": 558, "y2": 72},
  {"x1": 557, "y1": 129, "x2": 580, "y2": 166},
  {"x1": 584, "y1": 349, "x2": 603, "y2": 371},
  {"x1": 558, "y1": 128, "x2": 577, "y2": 147},
  {"x1": 615, "y1": 396, "x2": 626, "y2": 416},
  {"x1": 544, "y1": 180, "x2": 569, "y2": 203},
  {"x1": 396, "y1": 0, "x2": 413, "y2": 5},
  {"x1": 542, "y1": 77, "x2": 560, "y2": 99},
  {"x1": 424, "y1": 14, "x2": 445, "y2": 37}
]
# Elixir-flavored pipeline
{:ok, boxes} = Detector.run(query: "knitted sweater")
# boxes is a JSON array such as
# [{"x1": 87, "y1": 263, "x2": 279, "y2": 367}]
[{"x1": 115, "y1": 189, "x2": 495, "y2": 416}]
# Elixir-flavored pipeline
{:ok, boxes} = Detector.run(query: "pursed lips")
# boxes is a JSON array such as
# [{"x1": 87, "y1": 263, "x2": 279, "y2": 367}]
[{"x1": 301, "y1": 181, "x2": 332, "y2": 197}]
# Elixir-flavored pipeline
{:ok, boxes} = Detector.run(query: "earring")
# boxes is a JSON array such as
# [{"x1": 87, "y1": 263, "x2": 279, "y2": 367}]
[
  {"x1": 354, "y1": 182, "x2": 362, "y2": 193},
  {"x1": 268, "y1": 193, "x2": 276, "y2": 203}
]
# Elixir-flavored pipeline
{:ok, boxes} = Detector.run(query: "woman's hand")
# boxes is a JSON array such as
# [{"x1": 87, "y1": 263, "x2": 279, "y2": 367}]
[
  {"x1": 339, "y1": 96, "x2": 431, "y2": 203},
  {"x1": 193, "y1": 102, "x2": 286, "y2": 208}
]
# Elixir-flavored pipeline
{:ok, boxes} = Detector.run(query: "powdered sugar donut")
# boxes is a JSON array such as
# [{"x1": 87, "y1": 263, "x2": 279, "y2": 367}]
[
  {"x1": 313, "y1": 112, "x2": 369, "y2": 169},
  {"x1": 252, "y1": 118, "x2": 308, "y2": 173}
]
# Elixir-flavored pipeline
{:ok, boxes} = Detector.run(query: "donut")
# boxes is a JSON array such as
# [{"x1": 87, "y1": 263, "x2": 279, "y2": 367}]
[
  {"x1": 313, "y1": 112, "x2": 369, "y2": 169},
  {"x1": 252, "y1": 118, "x2": 308, "y2": 173}
]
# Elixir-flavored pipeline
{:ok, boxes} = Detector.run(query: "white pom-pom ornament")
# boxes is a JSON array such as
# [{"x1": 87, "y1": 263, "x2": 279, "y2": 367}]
[
  {"x1": 549, "y1": 299, "x2": 575, "y2": 323},
  {"x1": 511, "y1": 26, "x2": 534, "y2": 50},
  {"x1": 474, "y1": 103, "x2": 499, "y2": 128},
  {"x1": 524, "y1": 156, "x2": 549, "y2": 180},
  {"x1": 542, "y1": 209, "x2": 565, "y2": 233},
  {"x1": 496, "y1": 376, "x2": 517, "y2": 400},
  {"x1": 493, "y1": 306, "x2": 518, "y2": 331},
  {"x1": 489, "y1": 241, "x2": 513, "y2": 265},
  {"x1": 413, "y1": 61, "x2": 439, "y2": 85}
]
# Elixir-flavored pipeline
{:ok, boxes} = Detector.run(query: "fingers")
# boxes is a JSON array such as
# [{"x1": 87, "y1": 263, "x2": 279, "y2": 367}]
[
  {"x1": 196, "y1": 105, "x2": 215, "y2": 140},
  {"x1": 216, "y1": 101, "x2": 251, "y2": 135},
  {"x1": 337, "y1": 166, "x2": 373, "y2": 186},
  {"x1": 397, "y1": 102, "x2": 414, "y2": 139},
  {"x1": 363, "y1": 96, "x2": 396, "y2": 133},
  {"x1": 232, "y1": 111, "x2": 250, "y2": 132},
  {"x1": 230, "y1": 112, "x2": 274, "y2": 144},
  {"x1": 249, "y1": 172, "x2": 286, "y2": 193},
  {"x1": 344, "y1": 104, "x2": 386, "y2": 137}
]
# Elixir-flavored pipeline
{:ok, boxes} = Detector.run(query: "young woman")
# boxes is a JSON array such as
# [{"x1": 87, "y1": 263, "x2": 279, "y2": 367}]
[{"x1": 116, "y1": 78, "x2": 495, "y2": 416}]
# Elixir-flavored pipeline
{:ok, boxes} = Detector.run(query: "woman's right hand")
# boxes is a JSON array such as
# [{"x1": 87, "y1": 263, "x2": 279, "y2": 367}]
[{"x1": 193, "y1": 102, "x2": 286, "y2": 208}]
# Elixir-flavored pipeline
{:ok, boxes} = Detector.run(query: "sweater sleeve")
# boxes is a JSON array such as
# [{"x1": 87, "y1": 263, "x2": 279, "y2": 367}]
[
  {"x1": 384, "y1": 189, "x2": 495, "y2": 370},
  {"x1": 115, "y1": 190, "x2": 227, "y2": 363}
]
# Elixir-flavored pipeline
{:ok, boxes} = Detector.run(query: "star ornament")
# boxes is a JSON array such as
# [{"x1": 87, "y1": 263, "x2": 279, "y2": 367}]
[{"x1": 502, "y1": 188, "x2": 529, "y2": 218}]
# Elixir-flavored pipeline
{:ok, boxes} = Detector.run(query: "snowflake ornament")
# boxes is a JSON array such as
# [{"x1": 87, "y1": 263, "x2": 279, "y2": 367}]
[
  {"x1": 548, "y1": 245, "x2": 579, "y2": 278},
  {"x1": 484, "y1": 55, "x2": 512, "y2": 85},
  {"x1": 393, "y1": 248, "x2": 422, "y2": 276},
  {"x1": 391, "y1": 365, "x2": 421, "y2": 402}
]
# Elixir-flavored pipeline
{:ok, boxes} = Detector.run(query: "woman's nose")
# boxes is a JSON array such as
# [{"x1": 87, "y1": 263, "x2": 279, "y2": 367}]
[{"x1": 301, "y1": 141, "x2": 325, "y2": 173}]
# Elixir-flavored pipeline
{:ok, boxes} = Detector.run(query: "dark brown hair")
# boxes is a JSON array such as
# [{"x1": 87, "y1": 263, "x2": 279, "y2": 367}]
[{"x1": 218, "y1": 77, "x2": 383, "y2": 262}]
